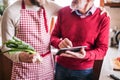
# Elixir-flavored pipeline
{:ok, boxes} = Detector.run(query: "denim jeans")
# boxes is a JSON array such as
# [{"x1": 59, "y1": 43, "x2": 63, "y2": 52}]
[{"x1": 55, "y1": 63, "x2": 93, "y2": 80}]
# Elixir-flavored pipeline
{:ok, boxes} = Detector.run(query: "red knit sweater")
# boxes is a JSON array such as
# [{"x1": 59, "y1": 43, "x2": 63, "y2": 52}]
[{"x1": 51, "y1": 6, "x2": 110, "y2": 70}]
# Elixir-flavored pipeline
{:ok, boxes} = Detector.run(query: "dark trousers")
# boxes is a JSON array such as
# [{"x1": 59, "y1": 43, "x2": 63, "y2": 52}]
[{"x1": 55, "y1": 63, "x2": 93, "y2": 80}]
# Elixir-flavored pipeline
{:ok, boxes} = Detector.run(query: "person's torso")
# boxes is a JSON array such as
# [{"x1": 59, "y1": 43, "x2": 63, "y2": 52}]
[
  {"x1": 6, "y1": 0, "x2": 62, "y2": 31},
  {"x1": 11, "y1": 1, "x2": 54, "y2": 79},
  {"x1": 58, "y1": 6, "x2": 107, "y2": 48},
  {"x1": 56, "y1": 6, "x2": 108, "y2": 70}
]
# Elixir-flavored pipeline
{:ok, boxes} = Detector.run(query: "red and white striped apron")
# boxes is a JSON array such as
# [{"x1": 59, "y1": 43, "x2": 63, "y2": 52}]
[{"x1": 11, "y1": 0, "x2": 54, "y2": 80}]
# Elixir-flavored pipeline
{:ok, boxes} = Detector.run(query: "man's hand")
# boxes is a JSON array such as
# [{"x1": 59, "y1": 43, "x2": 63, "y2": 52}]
[
  {"x1": 60, "y1": 48, "x2": 86, "y2": 59},
  {"x1": 100, "y1": 7, "x2": 110, "y2": 17},
  {"x1": 58, "y1": 38, "x2": 73, "y2": 48},
  {"x1": 19, "y1": 52, "x2": 43, "y2": 63}
]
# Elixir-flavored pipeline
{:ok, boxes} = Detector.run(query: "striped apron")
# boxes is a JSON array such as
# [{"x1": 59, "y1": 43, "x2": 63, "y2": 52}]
[{"x1": 11, "y1": 0, "x2": 54, "y2": 80}]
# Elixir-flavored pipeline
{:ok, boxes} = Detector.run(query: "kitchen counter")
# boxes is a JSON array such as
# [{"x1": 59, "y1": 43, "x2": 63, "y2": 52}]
[{"x1": 99, "y1": 47, "x2": 120, "y2": 80}]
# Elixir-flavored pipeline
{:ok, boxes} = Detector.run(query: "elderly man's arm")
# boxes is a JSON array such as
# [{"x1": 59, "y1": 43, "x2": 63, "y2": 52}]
[{"x1": 85, "y1": 15, "x2": 110, "y2": 60}]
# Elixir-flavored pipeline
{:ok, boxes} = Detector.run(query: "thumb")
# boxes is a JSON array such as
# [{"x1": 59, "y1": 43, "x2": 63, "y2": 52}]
[{"x1": 80, "y1": 47, "x2": 86, "y2": 54}]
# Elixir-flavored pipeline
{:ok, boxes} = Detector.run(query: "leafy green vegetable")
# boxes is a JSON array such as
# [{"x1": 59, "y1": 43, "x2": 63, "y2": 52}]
[{"x1": 2, "y1": 37, "x2": 36, "y2": 54}]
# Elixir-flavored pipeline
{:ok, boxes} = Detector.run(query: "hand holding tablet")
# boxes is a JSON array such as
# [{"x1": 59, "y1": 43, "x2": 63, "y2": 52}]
[{"x1": 56, "y1": 46, "x2": 87, "y2": 55}]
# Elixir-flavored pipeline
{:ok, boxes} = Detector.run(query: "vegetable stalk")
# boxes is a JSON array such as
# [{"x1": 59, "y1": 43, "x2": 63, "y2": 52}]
[{"x1": 2, "y1": 37, "x2": 36, "y2": 54}]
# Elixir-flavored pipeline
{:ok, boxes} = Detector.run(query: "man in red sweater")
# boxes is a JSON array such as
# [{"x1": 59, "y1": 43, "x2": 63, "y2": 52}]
[{"x1": 51, "y1": 0, "x2": 110, "y2": 80}]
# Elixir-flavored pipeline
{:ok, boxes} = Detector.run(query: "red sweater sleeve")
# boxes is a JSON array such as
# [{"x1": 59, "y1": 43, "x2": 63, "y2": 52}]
[
  {"x1": 85, "y1": 13, "x2": 110, "y2": 60},
  {"x1": 50, "y1": 11, "x2": 62, "y2": 48}
]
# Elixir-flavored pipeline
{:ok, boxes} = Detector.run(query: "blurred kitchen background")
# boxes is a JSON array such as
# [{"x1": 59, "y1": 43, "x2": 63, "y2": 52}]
[
  {"x1": 0, "y1": 0, "x2": 120, "y2": 48},
  {"x1": 0, "y1": 0, "x2": 120, "y2": 80}
]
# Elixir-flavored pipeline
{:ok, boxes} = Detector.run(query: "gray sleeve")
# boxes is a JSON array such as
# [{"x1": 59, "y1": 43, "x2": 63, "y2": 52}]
[
  {"x1": 45, "y1": 1, "x2": 62, "y2": 17},
  {"x1": 1, "y1": 7, "x2": 20, "y2": 62}
]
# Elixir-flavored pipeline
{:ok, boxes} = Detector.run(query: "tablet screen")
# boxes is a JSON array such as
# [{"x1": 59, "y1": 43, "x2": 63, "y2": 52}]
[{"x1": 56, "y1": 46, "x2": 87, "y2": 55}]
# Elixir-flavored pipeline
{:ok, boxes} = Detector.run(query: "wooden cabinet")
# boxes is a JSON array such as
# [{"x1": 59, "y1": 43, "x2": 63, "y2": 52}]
[
  {"x1": 105, "y1": 3, "x2": 120, "y2": 7},
  {"x1": 100, "y1": 0, "x2": 120, "y2": 7},
  {"x1": 100, "y1": 0, "x2": 105, "y2": 7}
]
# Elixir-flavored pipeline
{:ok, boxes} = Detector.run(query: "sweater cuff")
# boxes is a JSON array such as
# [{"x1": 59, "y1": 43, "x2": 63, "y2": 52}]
[
  {"x1": 55, "y1": 39, "x2": 62, "y2": 49},
  {"x1": 84, "y1": 51, "x2": 96, "y2": 60},
  {"x1": 84, "y1": 51, "x2": 90, "y2": 59}
]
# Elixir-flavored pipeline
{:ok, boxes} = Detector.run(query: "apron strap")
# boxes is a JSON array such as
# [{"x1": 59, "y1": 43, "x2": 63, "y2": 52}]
[
  {"x1": 42, "y1": 7, "x2": 48, "y2": 33},
  {"x1": 40, "y1": 51, "x2": 50, "y2": 57},
  {"x1": 21, "y1": 0, "x2": 25, "y2": 9},
  {"x1": 21, "y1": 1, "x2": 48, "y2": 33}
]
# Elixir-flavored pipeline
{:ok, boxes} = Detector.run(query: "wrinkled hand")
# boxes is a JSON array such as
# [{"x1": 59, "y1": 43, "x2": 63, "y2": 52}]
[
  {"x1": 58, "y1": 38, "x2": 73, "y2": 48},
  {"x1": 32, "y1": 53, "x2": 43, "y2": 63},
  {"x1": 60, "y1": 48, "x2": 86, "y2": 59},
  {"x1": 19, "y1": 52, "x2": 43, "y2": 63},
  {"x1": 100, "y1": 7, "x2": 110, "y2": 17}
]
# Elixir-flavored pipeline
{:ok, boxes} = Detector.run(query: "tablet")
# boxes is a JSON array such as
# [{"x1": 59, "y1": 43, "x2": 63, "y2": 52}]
[{"x1": 56, "y1": 46, "x2": 87, "y2": 55}]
